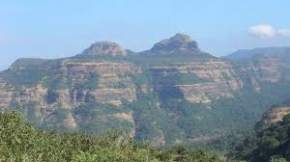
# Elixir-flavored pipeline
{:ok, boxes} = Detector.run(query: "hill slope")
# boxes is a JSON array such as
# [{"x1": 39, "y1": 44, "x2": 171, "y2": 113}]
[{"x1": 232, "y1": 106, "x2": 290, "y2": 162}]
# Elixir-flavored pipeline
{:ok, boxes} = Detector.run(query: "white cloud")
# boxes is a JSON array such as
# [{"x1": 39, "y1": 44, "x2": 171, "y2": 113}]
[
  {"x1": 248, "y1": 24, "x2": 276, "y2": 38},
  {"x1": 277, "y1": 29, "x2": 290, "y2": 37},
  {"x1": 248, "y1": 24, "x2": 290, "y2": 39}
]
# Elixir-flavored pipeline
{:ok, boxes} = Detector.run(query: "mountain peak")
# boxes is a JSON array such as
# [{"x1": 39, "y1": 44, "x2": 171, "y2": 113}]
[
  {"x1": 150, "y1": 33, "x2": 200, "y2": 55},
  {"x1": 170, "y1": 33, "x2": 193, "y2": 43},
  {"x1": 81, "y1": 41, "x2": 127, "y2": 56}
]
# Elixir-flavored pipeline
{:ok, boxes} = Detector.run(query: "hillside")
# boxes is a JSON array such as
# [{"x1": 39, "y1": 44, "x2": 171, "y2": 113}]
[
  {"x1": 231, "y1": 105, "x2": 290, "y2": 162},
  {"x1": 1, "y1": 33, "x2": 290, "y2": 147}
]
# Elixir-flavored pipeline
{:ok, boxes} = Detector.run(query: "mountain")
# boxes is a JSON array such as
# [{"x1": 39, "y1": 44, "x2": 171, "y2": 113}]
[
  {"x1": 147, "y1": 33, "x2": 201, "y2": 55},
  {"x1": 142, "y1": 33, "x2": 212, "y2": 58},
  {"x1": 225, "y1": 47, "x2": 290, "y2": 61},
  {"x1": 1, "y1": 34, "x2": 290, "y2": 146}
]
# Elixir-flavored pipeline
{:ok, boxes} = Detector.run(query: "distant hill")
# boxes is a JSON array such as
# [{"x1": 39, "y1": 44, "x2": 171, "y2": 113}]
[{"x1": 225, "y1": 47, "x2": 290, "y2": 61}]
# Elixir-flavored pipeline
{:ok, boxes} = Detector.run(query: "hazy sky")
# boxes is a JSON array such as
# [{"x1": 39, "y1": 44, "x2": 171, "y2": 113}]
[{"x1": 1, "y1": 0, "x2": 290, "y2": 70}]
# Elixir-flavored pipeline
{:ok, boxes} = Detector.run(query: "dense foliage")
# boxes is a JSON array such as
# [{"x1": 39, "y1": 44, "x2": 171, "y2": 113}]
[
  {"x1": 0, "y1": 112, "x2": 232, "y2": 162},
  {"x1": 231, "y1": 114, "x2": 290, "y2": 162}
]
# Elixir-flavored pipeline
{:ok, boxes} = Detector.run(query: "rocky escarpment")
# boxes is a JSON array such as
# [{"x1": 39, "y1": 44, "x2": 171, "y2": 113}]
[
  {"x1": 63, "y1": 60, "x2": 141, "y2": 106},
  {"x1": 0, "y1": 41, "x2": 144, "y2": 133},
  {"x1": 150, "y1": 59, "x2": 242, "y2": 104},
  {"x1": 0, "y1": 78, "x2": 13, "y2": 109},
  {"x1": 146, "y1": 34, "x2": 243, "y2": 104},
  {"x1": 258, "y1": 106, "x2": 290, "y2": 129},
  {"x1": 227, "y1": 47, "x2": 290, "y2": 91},
  {"x1": 0, "y1": 34, "x2": 244, "y2": 111},
  {"x1": 149, "y1": 33, "x2": 201, "y2": 55},
  {"x1": 178, "y1": 80, "x2": 241, "y2": 104},
  {"x1": 238, "y1": 55, "x2": 287, "y2": 86},
  {"x1": 2, "y1": 34, "x2": 290, "y2": 146},
  {"x1": 1, "y1": 59, "x2": 143, "y2": 132},
  {"x1": 81, "y1": 41, "x2": 127, "y2": 56}
]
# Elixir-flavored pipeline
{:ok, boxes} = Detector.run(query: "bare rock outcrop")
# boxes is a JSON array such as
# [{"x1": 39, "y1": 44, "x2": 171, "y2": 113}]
[
  {"x1": 150, "y1": 59, "x2": 243, "y2": 104},
  {"x1": 260, "y1": 107, "x2": 290, "y2": 125},
  {"x1": 150, "y1": 33, "x2": 201, "y2": 55},
  {"x1": 81, "y1": 41, "x2": 127, "y2": 56}
]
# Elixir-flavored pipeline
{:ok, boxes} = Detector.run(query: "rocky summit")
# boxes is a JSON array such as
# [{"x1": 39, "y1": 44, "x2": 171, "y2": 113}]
[
  {"x1": 81, "y1": 41, "x2": 127, "y2": 56},
  {"x1": 1, "y1": 34, "x2": 290, "y2": 146},
  {"x1": 258, "y1": 106, "x2": 290, "y2": 127},
  {"x1": 149, "y1": 33, "x2": 201, "y2": 55}
]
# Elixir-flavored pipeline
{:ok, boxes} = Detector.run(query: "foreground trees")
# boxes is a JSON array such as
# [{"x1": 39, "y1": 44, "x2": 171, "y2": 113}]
[
  {"x1": 0, "y1": 112, "x2": 228, "y2": 162},
  {"x1": 232, "y1": 114, "x2": 290, "y2": 162}
]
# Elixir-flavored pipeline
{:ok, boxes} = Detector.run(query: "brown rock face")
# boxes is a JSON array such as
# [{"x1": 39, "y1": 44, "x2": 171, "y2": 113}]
[
  {"x1": 241, "y1": 56, "x2": 284, "y2": 84},
  {"x1": 150, "y1": 59, "x2": 243, "y2": 104},
  {"x1": 64, "y1": 60, "x2": 140, "y2": 106},
  {"x1": 260, "y1": 107, "x2": 290, "y2": 125},
  {"x1": 150, "y1": 33, "x2": 200, "y2": 55},
  {"x1": 81, "y1": 41, "x2": 127, "y2": 56},
  {"x1": 14, "y1": 84, "x2": 48, "y2": 107},
  {"x1": 0, "y1": 58, "x2": 144, "y2": 129},
  {"x1": 0, "y1": 78, "x2": 13, "y2": 109},
  {"x1": 63, "y1": 112, "x2": 78, "y2": 129},
  {"x1": 229, "y1": 48, "x2": 290, "y2": 93},
  {"x1": 179, "y1": 80, "x2": 242, "y2": 104}
]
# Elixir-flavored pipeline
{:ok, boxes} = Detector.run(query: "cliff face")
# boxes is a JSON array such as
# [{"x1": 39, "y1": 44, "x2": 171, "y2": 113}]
[
  {"x1": 0, "y1": 58, "x2": 143, "y2": 133},
  {"x1": 63, "y1": 60, "x2": 141, "y2": 106},
  {"x1": 1, "y1": 34, "x2": 290, "y2": 146},
  {"x1": 256, "y1": 105, "x2": 290, "y2": 132},
  {"x1": 0, "y1": 78, "x2": 13, "y2": 109},
  {"x1": 230, "y1": 48, "x2": 290, "y2": 93},
  {"x1": 260, "y1": 107, "x2": 290, "y2": 125},
  {"x1": 239, "y1": 56, "x2": 285, "y2": 82},
  {"x1": 149, "y1": 59, "x2": 242, "y2": 104}
]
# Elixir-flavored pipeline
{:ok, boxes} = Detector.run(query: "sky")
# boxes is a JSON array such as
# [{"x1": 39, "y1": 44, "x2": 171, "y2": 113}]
[{"x1": 1, "y1": 0, "x2": 290, "y2": 70}]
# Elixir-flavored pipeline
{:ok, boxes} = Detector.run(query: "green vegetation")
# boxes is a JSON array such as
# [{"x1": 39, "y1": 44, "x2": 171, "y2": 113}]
[
  {"x1": 42, "y1": 75, "x2": 69, "y2": 90},
  {"x1": 128, "y1": 53, "x2": 214, "y2": 67},
  {"x1": 0, "y1": 112, "x2": 230, "y2": 162},
  {"x1": 177, "y1": 73, "x2": 209, "y2": 84},
  {"x1": 1, "y1": 58, "x2": 62, "y2": 87},
  {"x1": 76, "y1": 73, "x2": 99, "y2": 90},
  {"x1": 2, "y1": 65, "x2": 46, "y2": 86},
  {"x1": 73, "y1": 103, "x2": 134, "y2": 134},
  {"x1": 231, "y1": 114, "x2": 290, "y2": 162},
  {"x1": 74, "y1": 52, "x2": 214, "y2": 66}
]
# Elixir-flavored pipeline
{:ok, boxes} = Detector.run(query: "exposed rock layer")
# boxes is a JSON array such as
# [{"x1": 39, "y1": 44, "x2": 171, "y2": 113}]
[{"x1": 260, "y1": 107, "x2": 290, "y2": 125}]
